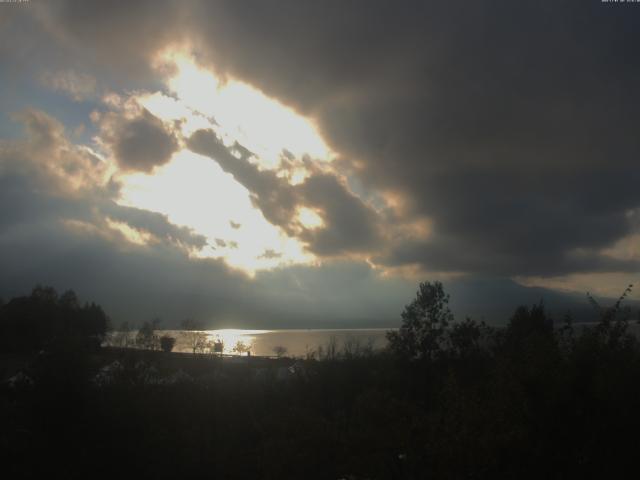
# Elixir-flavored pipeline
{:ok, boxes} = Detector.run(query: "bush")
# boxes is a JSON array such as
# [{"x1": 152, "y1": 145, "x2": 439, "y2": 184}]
[{"x1": 160, "y1": 335, "x2": 176, "y2": 353}]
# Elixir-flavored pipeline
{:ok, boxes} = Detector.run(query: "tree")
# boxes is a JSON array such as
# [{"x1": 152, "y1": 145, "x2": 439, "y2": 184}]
[
  {"x1": 160, "y1": 335, "x2": 176, "y2": 353},
  {"x1": 233, "y1": 340, "x2": 251, "y2": 356},
  {"x1": 0, "y1": 285, "x2": 109, "y2": 353},
  {"x1": 31, "y1": 284, "x2": 58, "y2": 304},
  {"x1": 136, "y1": 318, "x2": 161, "y2": 350},
  {"x1": 448, "y1": 317, "x2": 490, "y2": 358},
  {"x1": 59, "y1": 290, "x2": 80, "y2": 310},
  {"x1": 180, "y1": 318, "x2": 208, "y2": 354},
  {"x1": 212, "y1": 337, "x2": 224, "y2": 354},
  {"x1": 81, "y1": 302, "x2": 110, "y2": 346},
  {"x1": 387, "y1": 281, "x2": 453, "y2": 360},
  {"x1": 317, "y1": 335, "x2": 339, "y2": 360},
  {"x1": 505, "y1": 302, "x2": 553, "y2": 345},
  {"x1": 272, "y1": 345, "x2": 288, "y2": 358},
  {"x1": 586, "y1": 284, "x2": 636, "y2": 350},
  {"x1": 111, "y1": 321, "x2": 133, "y2": 348},
  {"x1": 587, "y1": 284, "x2": 634, "y2": 326},
  {"x1": 342, "y1": 335, "x2": 375, "y2": 359}
]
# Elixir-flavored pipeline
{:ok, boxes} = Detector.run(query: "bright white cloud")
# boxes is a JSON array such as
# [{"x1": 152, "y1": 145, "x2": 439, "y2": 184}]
[
  {"x1": 118, "y1": 150, "x2": 314, "y2": 273},
  {"x1": 155, "y1": 50, "x2": 333, "y2": 167},
  {"x1": 104, "y1": 49, "x2": 346, "y2": 274}
]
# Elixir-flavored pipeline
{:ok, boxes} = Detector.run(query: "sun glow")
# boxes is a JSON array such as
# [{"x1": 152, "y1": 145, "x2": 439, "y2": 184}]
[
  {"x1": 154, "y1": 50, "x2": 332, "y2": 167},
  {"x1": 118, "y1": 151, "x2": 313, "y2": 273},
  {"x1": 112, "y1": 48, "x2": 337, "y2": 273},
  {"x1": 204, "y1": 329, "x2": 272, "y2": 356},
  {"x1": 106, "y1": 218, "x2": 153, "y2": 246},
  {"x1": 296, "y1": 207, "x2": 324, "y2": 230}
]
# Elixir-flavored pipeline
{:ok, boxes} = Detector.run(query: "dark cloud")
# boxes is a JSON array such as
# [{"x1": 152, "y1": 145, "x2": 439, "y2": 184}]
[
  {"x1": 0, "y1": 213, "x2": 417, "y2": 327},
  {"x1": 103, "y1": 203, "x2": 207, "y2": 250},
  {"x1": 374, "y1": 165, "x2": 640, "y2": 276},
  {"x1": 187, "y1": 129, "x2": 382, "y2": 256},
  {"x1": 2, "y1": 0, "x2": 640, "y2": 329},
  {"x1": 0, "y1": 173, "x2": 84, "y2": 232},
  {"x1": 31, "y1": 0, "x2": 185, "y2": 86},
  {"x1": 0, "y1": 109, "x2": 623, "y2": 326},
  {"x1": 102, "y1": 108, "x2": 179, "y2": 173},
  {"x1": 376, "y1": 235, "x2": 640, "y2": 279},
  {"x1": 11, "y1": 108, "x2": 65, "y2": 152},
  {"x1": 0, "y1": 188, "x2": 406, "y2": 329},
  {"x1": 1, "y1": 109, "x2": 207, "y2": 252},
  {"x1": 0, "y1": 217, "x2": 251, "y2": 326},
  {"x1": 26, "y1": 0, "x2": 640, "y2": 278},
  {"x1": 297, "y1": 172, "x2": 381, "y2": 256},
  {"x1": 259, "y1": 249, "x2": 281, "y2": 260},
  {"x1": 187, "y1": 129, "x2": 297, "y2": 228},
  {"x1": 2, "y1": 109, "x2": 111, "y2": 199},
  {"x1": 0, "y1": 108, "x2": 414, "y2": 326},
  {"x1": 187, "y1": 1, "x2": 640, "y2": 276}
]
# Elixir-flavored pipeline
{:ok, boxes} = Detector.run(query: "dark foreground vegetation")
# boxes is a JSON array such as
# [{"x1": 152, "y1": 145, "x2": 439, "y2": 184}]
[{"x1": 1, "y1": 283, "x2": 640, "y2": 479}]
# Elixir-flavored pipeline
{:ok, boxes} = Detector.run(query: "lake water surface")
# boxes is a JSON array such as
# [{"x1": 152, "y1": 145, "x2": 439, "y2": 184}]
[
  {"x1": 158, "y1": 328, "x2": 392, "y2": 357},
  {"x1": 119, "y1": 321, "x2": 640, "y2": 357}
]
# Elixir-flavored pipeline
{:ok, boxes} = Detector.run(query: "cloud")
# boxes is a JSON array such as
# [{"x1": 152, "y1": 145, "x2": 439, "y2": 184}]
[
  {"x1": 187, "y1": 128, "x2": 297, "y2": 227},
  {"x1": 184, "y1": 1, "x2": 640, "y2": 277},
  {"x1": 99, "y1": 107, "x2": 179, "y2": 173},
  {"x1": 187, "y1": 128, "x2": 383, "y2": 256},
  {"x1": 25, "y1": 1, "x2": 640, "y2": 279},
  {"x1": 259, "y1": 249, "x2": 281, "y2": 260},
  {"x1": 40, "y1": 69, "x2": 97, "y2": 101},
  {"x1": 0, "y1": 107, "x2": 417, "y2": 326},
  {"x1": 375, "y1": 235, "x2": 640, "y2": 279},
  {"x1": 1, "y1": 109, "x2": 206, "y2": 253},
  {"x1": 103, "y1": 203, "x2": 208, "y2": 250},
  {"x1": 30, "y1": 0, "x2": 185, "y2": 85},
  {"x1": 4, "y1": 0, "x2": 640, "y2": 320},
  {"x1": 296, "y1": 172, "x2": 381, "y2": 256},
  {"x1": 2, "y1": 109, "x2": 111, "y2": 198}
]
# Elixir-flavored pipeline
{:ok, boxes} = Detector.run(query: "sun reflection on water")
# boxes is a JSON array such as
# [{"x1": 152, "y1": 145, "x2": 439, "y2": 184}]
[{"x1": 204, "y1": 329, "x2": 273, "y2": 355}]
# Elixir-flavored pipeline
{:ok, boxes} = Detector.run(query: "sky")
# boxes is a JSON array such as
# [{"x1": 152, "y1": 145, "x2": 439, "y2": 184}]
[{"x1": 1, "y1": 0, "x2": 639, "y2": 328}]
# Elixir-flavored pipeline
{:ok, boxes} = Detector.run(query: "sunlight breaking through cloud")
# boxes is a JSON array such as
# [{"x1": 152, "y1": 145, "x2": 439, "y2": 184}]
[
  {"x1": 154, "y1": 49, "x2": 333, "y2": 167},
  {"x1": 118, "y1": 150, "x2": 314, "y2": 273},
  {"x1": 100, "y1": 48, "x2": 345, "y2": 274}
]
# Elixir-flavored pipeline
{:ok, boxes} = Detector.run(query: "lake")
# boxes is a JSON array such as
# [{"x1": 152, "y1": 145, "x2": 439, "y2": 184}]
[
  {"x1": 151, "y1": 328, "x2": 392, "y2": 357},
  {"x1": 117, "y1": 321, "x2": 640, "y2": 357}
]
